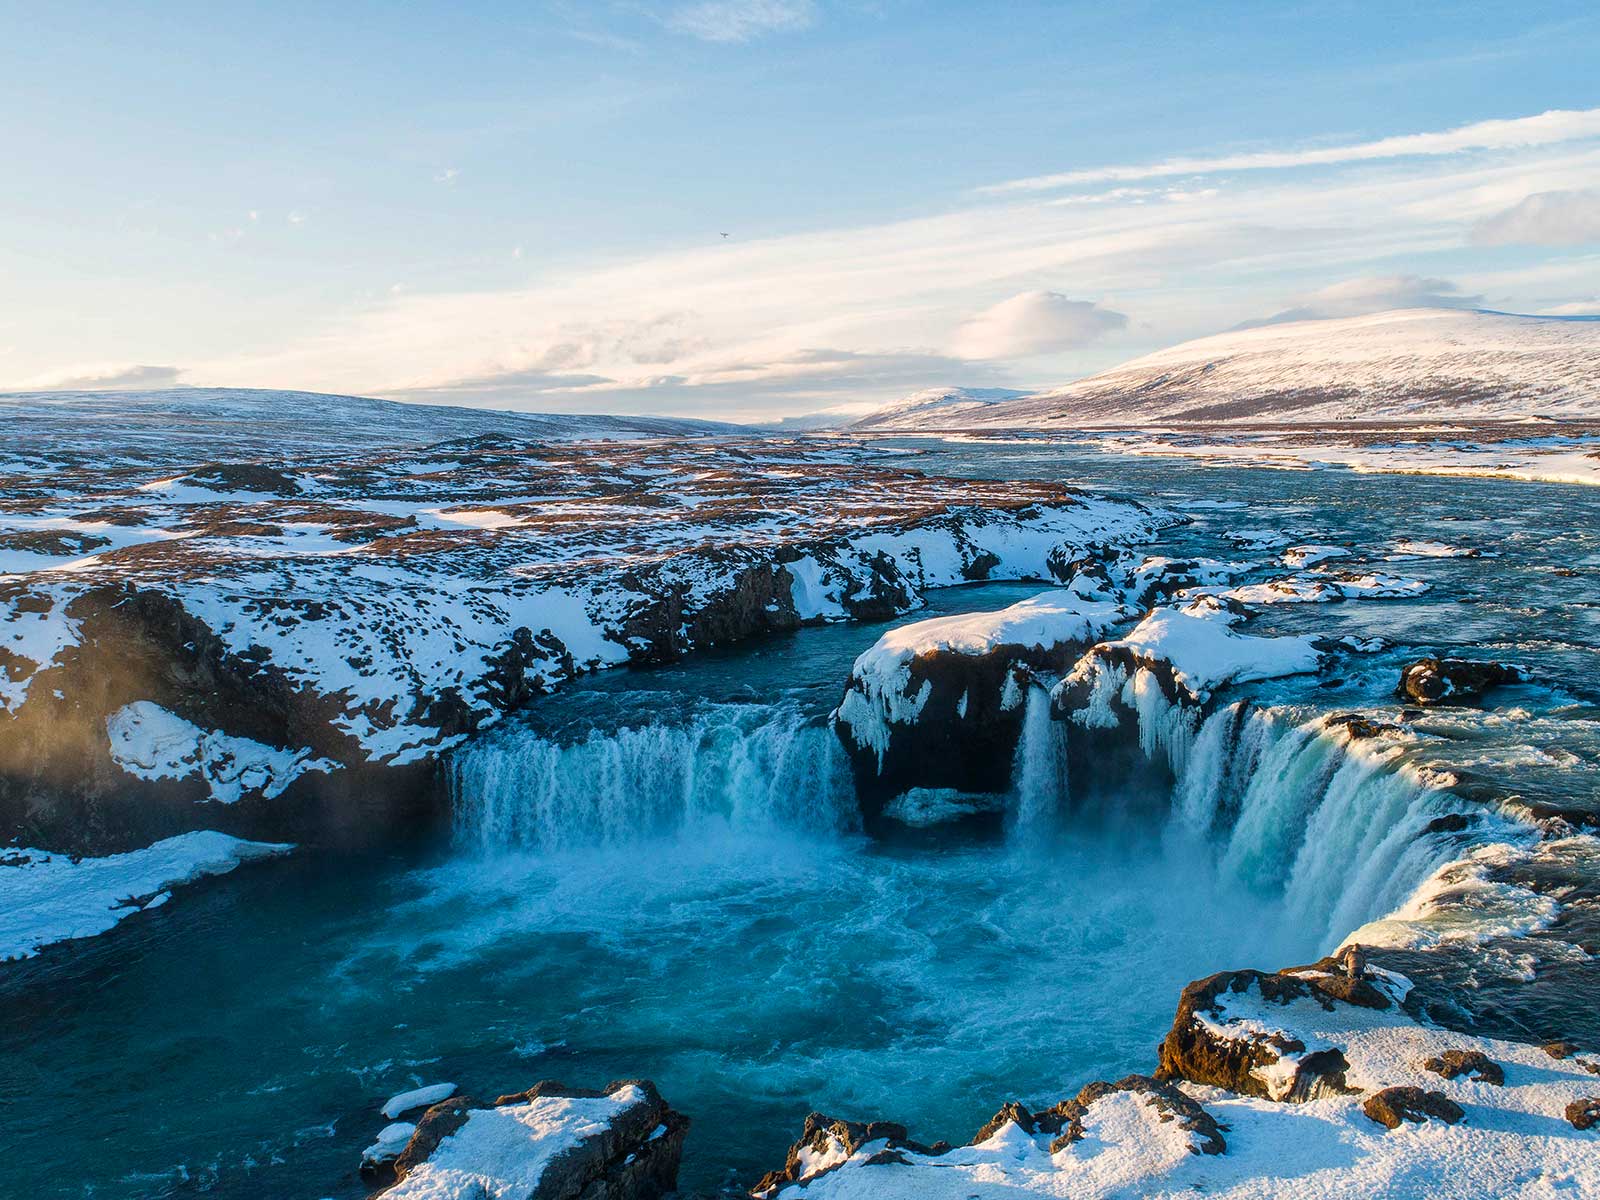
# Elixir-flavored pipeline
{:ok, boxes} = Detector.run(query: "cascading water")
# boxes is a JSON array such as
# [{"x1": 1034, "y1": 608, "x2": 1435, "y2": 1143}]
[
  {"x1": 449, "y1": 702, "x2": 857, "y2": 851},
  {"x1": 1068, "y1": 681, "x2": 1496, "y2": 952},
  {"x1": 1010, "y1": 685, "x2": 1069, "y2": 832}
]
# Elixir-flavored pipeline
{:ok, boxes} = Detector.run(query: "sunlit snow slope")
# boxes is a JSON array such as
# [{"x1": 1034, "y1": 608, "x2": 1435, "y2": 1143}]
[{"x1": 856, "y1": 309, "x2": 1600, "y2": 429}]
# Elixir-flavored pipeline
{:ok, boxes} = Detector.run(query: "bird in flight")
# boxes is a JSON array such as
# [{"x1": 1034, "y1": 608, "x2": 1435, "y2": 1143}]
[{"x1": 720, "y1": 232, "x2": 729, "y2": 238}]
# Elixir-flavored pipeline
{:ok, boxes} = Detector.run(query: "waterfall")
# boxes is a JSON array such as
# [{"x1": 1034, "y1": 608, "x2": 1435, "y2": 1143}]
[
  {"x1": 449, "y1": 703, "x2": 857, "y2": 852},
  {"x1": 1011, "y1": 685, "x2": 1069, "y2": 832},
  {"x1": 1098, "y1": 689, "x2": 1487, "y2": 951}
]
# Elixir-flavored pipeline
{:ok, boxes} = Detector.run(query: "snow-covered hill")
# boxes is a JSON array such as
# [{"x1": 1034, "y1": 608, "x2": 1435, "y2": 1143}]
[
  {"x1": 850, "y1": 387, "x2": 1029, "y2": 431},
  {"x1": 0, "y1": 387, "x2": 747, "y2": 463},
  {"x1": 854, "y1": 310, "x2": 1600, "y2": 430}
]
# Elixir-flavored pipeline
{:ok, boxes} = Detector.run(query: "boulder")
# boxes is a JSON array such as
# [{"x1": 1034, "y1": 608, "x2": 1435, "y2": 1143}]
[
  {"x1": 1567, "y1": 1098, "x2": 1600, "y2": 1131},
  {"x1": 1396, "y1": 658, "x2": 1522, "y2": 706},
  {"x1": 374, "y1": 1079, "x2": 686, "y2": 1200},
  {"x1": 1422, "y1": 1049, "x2": 1504, "y2": 1086},
  {"x1": 1362, "y1": 1086, "x2": 1465, "y2": 1130}
]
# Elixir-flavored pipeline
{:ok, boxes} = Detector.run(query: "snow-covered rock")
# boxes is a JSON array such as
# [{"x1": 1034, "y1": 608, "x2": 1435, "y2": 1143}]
[
  {"x1": 383, "y1": 1083, "x2": 460, "y2": 1120},
  {"x1": 0, "y1": 831, "x2": 290, "y2": 961},
  {"x1": 832, "y1": 584, "x2": 1130, "y2": 817},
  {"x1": 1058, "y1": 597, "x2": 1323, "y2": 713},
  {"x1": 375, "y1": 1079, "x2": 686, "y2": 1200},
  {"x1": 1396, "y1": 658, "x2": 1524, "y2": 707}
]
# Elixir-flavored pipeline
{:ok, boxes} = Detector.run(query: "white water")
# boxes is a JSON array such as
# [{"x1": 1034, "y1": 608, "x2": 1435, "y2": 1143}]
[
  {"x1": 451, "y1": 703, "x2": 856, "y2": 851},
  {"x1": 1102, "y1": 693, "x2": 1485, "y2": 950},
  {"x1": 452, "y1": 679, "x2": 1473, "y2": 957},
  {"x1": 1010, "y1": 686, "x2": 1069, "y2": 833}
]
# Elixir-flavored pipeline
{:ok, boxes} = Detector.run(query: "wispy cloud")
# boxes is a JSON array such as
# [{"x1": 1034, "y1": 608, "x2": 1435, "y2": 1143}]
[
  {"x1": 982, "y1": 108, "x2": 1600, "y2": 194},
  {"x1": 1472, "y1": 188, "x2": 1600, "y2": 245},
  {"x1": 666, "y1": 0, "x2": 815, "y2": 43}
]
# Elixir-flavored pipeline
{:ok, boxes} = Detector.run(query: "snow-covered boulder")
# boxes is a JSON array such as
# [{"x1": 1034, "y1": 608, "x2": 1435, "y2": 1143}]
[
  {"x1": 1154, "y1": 956, "x2": 1398, "y2": 1102},
  {"x1": 832, "y1": 584, "x2": 1128, "y2": 820},
  {"x1": 374, "y1": 1079, "x2": 686, "y2": 1200}
]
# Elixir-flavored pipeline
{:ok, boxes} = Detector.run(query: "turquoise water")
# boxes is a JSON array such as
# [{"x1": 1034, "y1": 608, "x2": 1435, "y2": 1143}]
[{"x1": 4, "y1": 449, "x2": 1597, "y2": 1198}]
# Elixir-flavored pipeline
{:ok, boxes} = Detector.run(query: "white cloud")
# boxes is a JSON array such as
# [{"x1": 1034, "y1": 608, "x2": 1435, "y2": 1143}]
[
  {"x1": 1472, "y1": 188, "x2": 1600, "y2": 245},
  {"x1": 666, "y1": 0, "x2": 814, "y2": 43},
  {"x1": 984, "y1": 107, "x2": 1600, "y2": 193},
  {"x1": 166, "y1": 130, "x2": 1600, "y2": 416},
  {"x1": 18, "y1": 363, "x2": 184, "y2": 391},
  {"x1": 952, "y1": 291, "x2": 1127, "y2": 360},
  {"x1": 1241, "y1": 275, "x2": 1483, "y2": 328}
]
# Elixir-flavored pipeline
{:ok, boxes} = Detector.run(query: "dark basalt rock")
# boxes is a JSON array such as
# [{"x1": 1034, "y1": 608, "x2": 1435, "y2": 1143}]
[
  {"x1": 0, "y1": 583, "x2": 453, "y2": 855},
  {"x1": 1327, "y1": 713, "x2": 1406, "y2": 741},
  {"x1": 976, "y1": 1075, "x2": 1226, "y2": 1156},
  {"x1": 1423, "y1": 1048, "x2": 1505, "y2": 1086},
  {"x1": 1396, "y1": 657, "x2": 1522, "y2": 707},
  {"x1": 378, "y1": 1079, "x2": 687, "y2": 1200},
  {"x1": 1362, "y1": 1086, "x2": 1465, "y2": 1130},
  {"x1": 1567, "y1": 1098, "x2": 1600, "y2": 1131},
  {"x1": 1155, "y1": 957, "x2": 1392, "y2": 1101},
  {"x1": 834, "y1": 621, "x2": 1102, "y2": 824}
]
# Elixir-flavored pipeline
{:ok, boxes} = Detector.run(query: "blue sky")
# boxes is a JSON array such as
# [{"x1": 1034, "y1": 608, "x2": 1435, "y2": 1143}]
[{"x1": 3, "y1": 1, "x2": 1599, "y2": 418}]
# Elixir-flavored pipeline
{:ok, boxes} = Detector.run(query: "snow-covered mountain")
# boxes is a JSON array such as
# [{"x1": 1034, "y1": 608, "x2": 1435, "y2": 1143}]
[
  {"x1": 0, "y1": 387, "x2": 747, "y2": 462},
  {"x1": 854, "y1": 310, "x2": 1600, "y2": 430},
  {"x1": 849, "y1": 387, "x2": 1029, "y2": 431}
]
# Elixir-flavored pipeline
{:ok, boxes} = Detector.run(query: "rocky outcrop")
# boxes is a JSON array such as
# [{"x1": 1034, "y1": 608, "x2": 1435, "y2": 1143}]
[
  {"x1": 751, "y1": 1113, "x2": 948, "y2": 1197},
  {"x1": 1154, "y1": 955, "x2": 1393, "y2": 1102},
  {"x1": 375, "y1": 1079, "x2": 686, "y2": 1200},
  {"x1": 751, "y1": 1076, "x2": 1225, "y2": 1197},
  {"x1": 1396, "y1": 657, "x2": 1523, "y2": 706},
  {"x1": 1567, "y1": 1098, "x2": 1600, "y2": 1130},
  {"x1": 972, "y1": 1075, "x2": 1226, "y2": 1155},
  {"x1": 1362, "y1": 1086, "x2": 1465, "y2": 1129},
  {"x1": 831, "y1": 585, "x2": 1127, "y2": 823}
]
